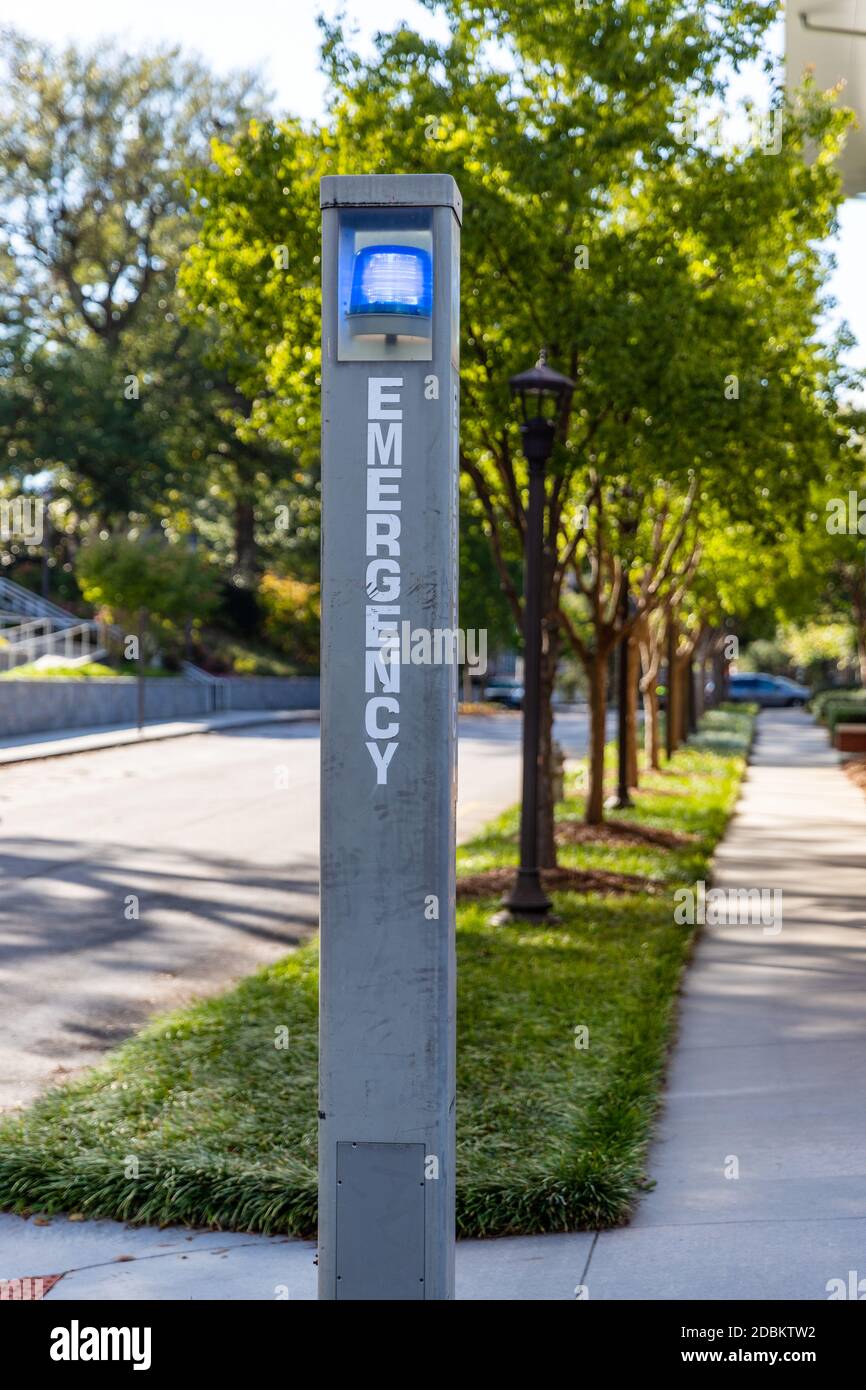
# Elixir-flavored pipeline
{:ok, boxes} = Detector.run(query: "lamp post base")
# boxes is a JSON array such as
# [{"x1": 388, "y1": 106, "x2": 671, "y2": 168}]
[{"x1": 491, "y1": 868, "x2": 554, "y2": 925}]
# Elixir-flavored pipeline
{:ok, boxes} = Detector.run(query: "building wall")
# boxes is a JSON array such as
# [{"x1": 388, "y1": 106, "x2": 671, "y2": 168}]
[{"x1": 0, "y1": 677, "x2": 320, "y2": 738}]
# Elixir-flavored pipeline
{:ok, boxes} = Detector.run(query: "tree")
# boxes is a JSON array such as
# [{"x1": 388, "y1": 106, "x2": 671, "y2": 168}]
[
  {"x1": 779, "y1": 440, "x2": 866, "y2": 684},
  {"x1": 0, "y1": 29, "x2": 262, "y2": 347},
  {"x1": 258, "y1": 571, "x2": 320, "y2": 669},
  {"x1": 178, "y1": 0, "x2": 852, "y2": 848},
  {"x1": 0, "y1": 30, "x2": 300, "y2": 581},
  {"x1": 75, "y1": 534, "x2": 219, "y2": 664}
]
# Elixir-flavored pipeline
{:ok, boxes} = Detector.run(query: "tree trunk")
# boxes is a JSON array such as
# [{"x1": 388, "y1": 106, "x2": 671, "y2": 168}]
[
  {"x1": 643, "y1": 683, "x2": 660, "y2": 769},
  {"x1": 626, "y1": 635, "x2": 639, "y2": 788},
  {"x1": 857, "y1": 627, "x2": 866, "y2": 687},
  {"x1": 536, "y1": 622, "x2": 560, "y2": 867},
  {"x1": 636, "y1": 612, "x2": 662, "y2": 771},
  {"x1": 666, "y1": 622, "x2": 678, "y2": 759},
  {"x1": 586, "y1": 650, "x2": 609, "y2": 825},
  {"x1": 696, "y1": 650, "x2": 706, "y2": 722},
  {"x1": 677, "y1": 657, "x2": 690, "y2": 744},
  {"x1": 713, "y1": 646, "x2": 728, "y2": 705},
  {"x1": 233, "y1": 495, "x2": 258, "y2": 584}
]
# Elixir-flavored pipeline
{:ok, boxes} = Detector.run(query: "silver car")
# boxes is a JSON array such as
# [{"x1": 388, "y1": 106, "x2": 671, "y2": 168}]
[{"x1": 727, "y1": 673, "x2": 810, "y2": 707}]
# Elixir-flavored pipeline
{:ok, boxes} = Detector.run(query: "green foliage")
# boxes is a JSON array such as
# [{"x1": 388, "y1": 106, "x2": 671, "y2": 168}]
[
  {"x1": 0, "y1": 30, "x2": 307, "y2": 583},
  {"x1": 812, "y1": 687, "x2": 866, "y2": 722},
  {"x1": 75, "y1": 536, "x2": 219, "y2": 637},
  {"x1": 201, "y1": 635, "x2": 303, "y2": 677},
  {"x1": 459, "y1": 486, "x2": 520, "y2": 653},
  {"x1": 739, "y1": 637, "x2": 790, "y2": 675},
  {"x1": 179, "y1": 3, "x2": 855, "y2": 709},
  {"x1": 826, "y1": 702, "x2": 866, "y2": 736},
  {"x1": 0, "y1": 662, "x2": 115, "y2": 681},
  {"x1": 257, "y1": 572, "x2": 320, "y2": 669},
  {"x1": 0, "y1": 30, "x2": 263, "y2": 346}
]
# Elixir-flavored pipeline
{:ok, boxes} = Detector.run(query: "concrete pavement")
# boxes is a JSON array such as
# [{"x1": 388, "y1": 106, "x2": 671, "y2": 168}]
[
  {"x1": 0, "y1": 1211, "x2": 597, "y2": 1300},
  {"x1": 6, "y1": 707, "x2": 863, "y2": 1300},
  {"x1": 586, "y1": 707, "x2": 866, "y2": 1300}
]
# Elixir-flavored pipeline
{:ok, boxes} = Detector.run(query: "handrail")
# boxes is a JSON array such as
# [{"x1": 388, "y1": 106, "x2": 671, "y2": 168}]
[
  {"x1": 2, "y1": 622, "x2": 102, "y2": 660},
  {"x1": 0, "y1": 575, "x2": 81, "y2": 628},
  {"x1": 181, "y1": 661, "x2": 226, "y2": 684},
  {"x1": 2, "y1": 618, "x2": 53, "y2": 643}
]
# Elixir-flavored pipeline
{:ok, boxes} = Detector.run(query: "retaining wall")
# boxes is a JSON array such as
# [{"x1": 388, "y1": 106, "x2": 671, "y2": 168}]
[{"x1": 0, "y1": 676, "x2": 320, "y2": 738}]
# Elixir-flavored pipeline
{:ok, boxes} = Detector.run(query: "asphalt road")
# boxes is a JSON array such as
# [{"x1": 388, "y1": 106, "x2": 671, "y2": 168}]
[{"x1": 0, "y1": 708, "x2": 598, "y2": 1110}]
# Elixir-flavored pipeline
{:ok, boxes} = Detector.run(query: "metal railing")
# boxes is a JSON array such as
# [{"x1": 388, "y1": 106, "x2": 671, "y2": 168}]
[
  {"x1": 0, "y1": 577, "x2": 111, "y2": 672},
  {"x1": 181, "y1": 661, "x2": 228, "y2": 711},
  {"x1": 0, "y1": 621, "x2": 107, "y2": 671},
  {"x1": 0, "y1": 575, "x2": 81, "y2": 628}
]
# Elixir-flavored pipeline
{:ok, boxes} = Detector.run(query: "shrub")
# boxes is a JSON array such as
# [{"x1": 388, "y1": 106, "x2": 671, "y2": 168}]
[
  {"x1": 75, "y1": 535, "x2": 220, "y2": 665},
  {"x1": 812, "y1": 688, "x2": 866, "y2": 723},
  {"x1": 826, "y1": 704, "x2": 866, "y2": 736},
  {"x1": 258, "y1": 573, "x2": 320, "y2": 669}
]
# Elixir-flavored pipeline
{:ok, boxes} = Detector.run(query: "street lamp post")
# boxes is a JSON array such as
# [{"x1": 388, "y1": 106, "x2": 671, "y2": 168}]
[
  {"x1": 611, "y1": 487, "x2": 637, "y2": 810},
  {"x1": 496, "y1": 353, "x2": 574, "y2": 923},
  {"x1": 666, "y1": 614, "x2": 676, "y2": 759}
]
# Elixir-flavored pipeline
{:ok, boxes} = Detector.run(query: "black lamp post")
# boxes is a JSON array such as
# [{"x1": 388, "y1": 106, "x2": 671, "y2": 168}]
[
  {"x1": 666, "y1": 614, "x2": 676, "y2": 759},
  {"x1": 496, "y1": 351, "x2": 575, "y2": 923},
  {"x1": 611, "y1": 486, "x2": 638, "y2": 810}
]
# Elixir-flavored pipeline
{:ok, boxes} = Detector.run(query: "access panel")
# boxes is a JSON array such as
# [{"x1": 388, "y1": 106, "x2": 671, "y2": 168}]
[{"x1": 335, "y1": 1142, "x2": 426, "y2": 1301}]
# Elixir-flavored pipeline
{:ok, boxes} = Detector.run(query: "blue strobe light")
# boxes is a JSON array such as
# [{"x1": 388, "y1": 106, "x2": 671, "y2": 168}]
[{"x1": 347, "y1": 244, "x2": 433, "y2": 339}]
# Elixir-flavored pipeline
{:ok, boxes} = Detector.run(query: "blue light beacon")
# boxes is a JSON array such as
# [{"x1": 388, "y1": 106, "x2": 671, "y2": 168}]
[{"x1": 347, "y1": 243, "x2": 434, "y2": 343}]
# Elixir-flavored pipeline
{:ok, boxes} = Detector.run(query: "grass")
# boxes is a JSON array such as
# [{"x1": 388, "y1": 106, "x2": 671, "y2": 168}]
[
  {"x1": 0, "y1": 662, "x2": 118, "y2": 680},
  {"x1": 0, "y1": 706, "x2": 754, "y2": 1237},
  {"x1": 0, "y1": 663, "x2": 177, "y2": 680}
]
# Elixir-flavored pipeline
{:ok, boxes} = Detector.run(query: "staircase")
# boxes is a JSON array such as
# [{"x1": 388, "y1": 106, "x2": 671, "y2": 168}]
[{"x1": 0, "y1": 576, "x2": 107, "y2": 673}]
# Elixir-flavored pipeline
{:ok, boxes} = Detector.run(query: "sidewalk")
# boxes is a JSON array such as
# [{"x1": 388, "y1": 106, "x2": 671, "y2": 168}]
[
  {"x1": 583, "y1": 707, "x2": 866, "y2": 1300},
  {"x1": 3, "y1": 708, "x2": 864, "y2": 1300},
  {"x1": 0, "y1": 709, "x2": 319, "y2": 765}
]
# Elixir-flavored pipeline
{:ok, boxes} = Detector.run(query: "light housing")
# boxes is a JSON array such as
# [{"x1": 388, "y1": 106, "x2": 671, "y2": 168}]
[
  {"x1": 509, "y1": 352, "x2": 575, "y2": 424},
  {"x1": 509, "y1": 351, "x2": 575, "y2": 466},
  {"x1": 337, "y1": 208, "x2": 434, "y2": 361}
]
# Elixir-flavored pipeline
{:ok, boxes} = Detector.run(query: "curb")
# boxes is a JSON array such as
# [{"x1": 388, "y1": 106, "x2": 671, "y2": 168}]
[{"x1": 0, "y1": 710, "x2": 320, "y2": 767}]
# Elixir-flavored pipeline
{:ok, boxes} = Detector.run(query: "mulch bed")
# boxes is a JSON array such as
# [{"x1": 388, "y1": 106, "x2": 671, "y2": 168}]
[
  {"x1": 842, "y1": 758, "x2": 866, "y2": 795},
  {"x1": 556, "y1": 818, "x2": 698, "y2": 850},
  {"x1": 0, "y1": 1274, "x2": 63, "y2": 1300},
  {"x1": 456, "y1": 866, "x2": 662, "y2": 901}
]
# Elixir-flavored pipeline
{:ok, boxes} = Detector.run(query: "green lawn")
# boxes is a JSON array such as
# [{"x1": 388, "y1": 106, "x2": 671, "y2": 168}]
[
  {"x1": 0, "y1": 706, "x2": 754, "y2": 1237},
  {"x1": 0, "y1": 663, "x2": 174, "y2": 680},
  {"x1": 0, "y1": 662, "x2": 118, "y2": 680}
]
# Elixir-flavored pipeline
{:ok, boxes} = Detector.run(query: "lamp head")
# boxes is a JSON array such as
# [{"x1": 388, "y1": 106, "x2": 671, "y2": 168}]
[{"x1": 509, "y1": 349, "x2": 575, "y2": 426}]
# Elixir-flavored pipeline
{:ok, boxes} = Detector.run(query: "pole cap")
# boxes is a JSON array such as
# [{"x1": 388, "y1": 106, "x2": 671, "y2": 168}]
[{"x1": 320, "y1": 173, "x2": 462, "y2": 225}]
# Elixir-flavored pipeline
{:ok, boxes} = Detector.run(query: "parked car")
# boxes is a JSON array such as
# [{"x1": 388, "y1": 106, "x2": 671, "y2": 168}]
[
  {"x1": 483, "y1": 678, "x2": 524, "y2": 709},
  {"x1": 727, "y1": 673, "x2": 810, "y2": 707}
]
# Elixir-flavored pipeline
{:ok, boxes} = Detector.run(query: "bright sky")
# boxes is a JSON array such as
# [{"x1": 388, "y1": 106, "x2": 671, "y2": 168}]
[{"x1": 1, "y1": 0, "x2": 864, "y2": 372}]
